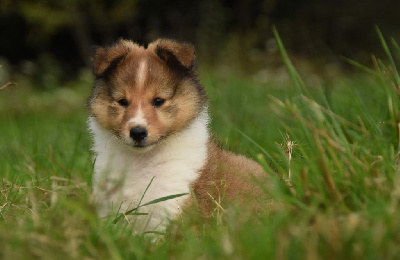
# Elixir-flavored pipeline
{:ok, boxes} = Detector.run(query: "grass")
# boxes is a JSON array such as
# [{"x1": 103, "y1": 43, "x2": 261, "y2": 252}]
[{"x1": 1, "y1": 33, "x2": 400, "y2": 258}]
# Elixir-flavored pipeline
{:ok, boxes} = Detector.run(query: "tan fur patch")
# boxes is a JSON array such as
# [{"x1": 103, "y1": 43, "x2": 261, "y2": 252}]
[{"x1": 191, "y1": 142, "x2": 271, "y2": 215}]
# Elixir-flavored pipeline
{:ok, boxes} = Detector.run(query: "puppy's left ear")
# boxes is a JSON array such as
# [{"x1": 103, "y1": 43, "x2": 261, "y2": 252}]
[
  {"x1": 92, "y1": 40, "x2": 131, "y2": 78},
  {"x1": 153, "y1": 39, "x2": 195, "y2": 71}
]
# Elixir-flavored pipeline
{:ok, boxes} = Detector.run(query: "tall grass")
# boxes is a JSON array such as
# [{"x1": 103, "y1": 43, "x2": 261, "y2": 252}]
[{"x1": 1, "y1": 32, "x2": 400, "y2": 258}]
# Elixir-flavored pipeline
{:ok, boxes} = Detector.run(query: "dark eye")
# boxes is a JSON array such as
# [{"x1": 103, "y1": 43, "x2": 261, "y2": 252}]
[
  {"x1": 118, "y1": 99, "x2": 129, "y2": 107},
  {"x1": 152, "y1": 97, "x2": 165, "y2": 107}
]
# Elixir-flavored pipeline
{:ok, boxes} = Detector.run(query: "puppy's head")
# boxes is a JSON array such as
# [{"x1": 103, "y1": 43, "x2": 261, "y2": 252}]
[{"x1": 89, "y1": 39, "x2": 207, "y2": 151}]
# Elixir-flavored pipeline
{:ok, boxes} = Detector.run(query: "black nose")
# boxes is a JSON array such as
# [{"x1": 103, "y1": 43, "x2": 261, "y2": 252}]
[{"x1": 130, "y1": 126, "x2": 148, "y2": 142}]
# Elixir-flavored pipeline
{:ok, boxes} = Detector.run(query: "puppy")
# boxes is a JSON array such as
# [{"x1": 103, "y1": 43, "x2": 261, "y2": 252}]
[{"x1": 88, "y1": 39, "x2": 267, "y2": 232}]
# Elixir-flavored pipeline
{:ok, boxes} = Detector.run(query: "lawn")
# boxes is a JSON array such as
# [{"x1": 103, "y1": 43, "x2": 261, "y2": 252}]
[{"x1": 1, "y1": 34, "x2": 400, "y2": 259}]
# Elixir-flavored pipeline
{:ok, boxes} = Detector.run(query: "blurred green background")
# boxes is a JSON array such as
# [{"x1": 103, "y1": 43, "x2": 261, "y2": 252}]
[{"x1": 1, "y1": 0, "x2": 400, "y2": 86}]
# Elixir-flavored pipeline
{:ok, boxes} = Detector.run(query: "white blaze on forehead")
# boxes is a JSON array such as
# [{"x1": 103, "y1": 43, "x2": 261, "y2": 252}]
[
  {"x1": 127, "y1": 105, "x2": 147, "y2": 126},
  {"x1": 136, "y1": 59, "x2": 148, "y2": 89}
]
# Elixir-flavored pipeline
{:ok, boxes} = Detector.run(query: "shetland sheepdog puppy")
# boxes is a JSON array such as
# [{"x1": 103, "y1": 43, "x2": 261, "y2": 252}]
[{"x1": 88, "y1": 39, "x2": 268, "y2": 232}]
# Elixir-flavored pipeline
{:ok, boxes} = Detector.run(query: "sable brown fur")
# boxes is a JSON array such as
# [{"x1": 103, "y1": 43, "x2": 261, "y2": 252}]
[{"x1": 191, "y1": 141, "x2": 269, "y2": 215}]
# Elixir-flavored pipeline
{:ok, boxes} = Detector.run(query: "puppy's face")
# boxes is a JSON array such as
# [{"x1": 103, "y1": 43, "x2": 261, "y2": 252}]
[{"x1": 89, "y1": 39, "x2": 207, "y2": 150}]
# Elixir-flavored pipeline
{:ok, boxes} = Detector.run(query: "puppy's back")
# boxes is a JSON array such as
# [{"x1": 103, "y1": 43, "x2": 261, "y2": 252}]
[{"x1": 192, "y1": 142, "x2": 270, "y2": 215}]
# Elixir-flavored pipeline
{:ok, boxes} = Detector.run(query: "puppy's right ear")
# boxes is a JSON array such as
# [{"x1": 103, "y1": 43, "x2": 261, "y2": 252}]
[
  {"x1": 153, "y1": 39, "x2": 196, "y2": 72},
  {"x1": 92, "y1": 40, "x2": 131, "y2": 78}
]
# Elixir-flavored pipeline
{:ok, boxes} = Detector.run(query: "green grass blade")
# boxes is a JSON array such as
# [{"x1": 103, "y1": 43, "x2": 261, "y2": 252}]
[
  {"x1": 135, "y1": 176, "x2": 154, "y2": 210},
  {"x1": 143, "y1": 231, "x2": 167, "y2": 236},
  {"x1": 391, "y1": 38, "x2": 400, "y2": 66},
  {"x1": 376, "y1": 26, "x2": 400, "y2": 85},
  {"x1": 112, "y1": 192, "x2": 188, "y2": 224},
  {"x1": 272, "y1": 26, "x2": 306, "y2": 96},
  {"x1": 342, "y1": 56, "x2": 378, "y2": 75},
  {"x1": 126, "y1": 212, "x2": 148, "y2": 216},
  {"x1": 139, "y1": 193, "x2": 189, "y2": 208},
  {"x1": 112, "y1": 177, "x2": 155, "y2": 224},
  {"x1": 236, "y1": 129, "x2": 269, "y2": 155},
  {"x1": 236, "y1": 128, "x2": 287, "y2": 174}
]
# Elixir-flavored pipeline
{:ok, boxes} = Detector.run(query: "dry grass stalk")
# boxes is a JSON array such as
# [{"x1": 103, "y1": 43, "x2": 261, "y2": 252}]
[
  {"x1": 395, "y1": 123, "x2": 400, "y2": 172},
  {"x1": 0, "y1": 65, "x2": 16, "y2": 91},
  {"x1": 277, "y1": 131, "x2": 296, "y2": 180},
  {"x1": 302, "y1": 95, "x2": 369, "y2": 135},
  {"x1": 0, "y1": 82, "x2": 16, "y2": 91},
  {"x1": 300, "y1": 167, "x2": 310, "y2": 205},
  {"x1": 318, "y1": 158, "x2": 341, "y2": 201},
  {"x1": 311, "y1": 123, "x2": 342, "y2": 201}
]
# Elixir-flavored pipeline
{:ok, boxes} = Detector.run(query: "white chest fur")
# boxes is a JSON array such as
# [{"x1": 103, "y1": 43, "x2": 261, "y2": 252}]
[{"x1": 88, "y1": 110, "x2": 209, "y2": 232}]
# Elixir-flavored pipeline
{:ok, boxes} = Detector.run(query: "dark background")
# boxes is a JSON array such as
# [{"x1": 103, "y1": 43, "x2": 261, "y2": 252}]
[{"x1": 1, "y1": 0, "x2": 399, "y2": 83}]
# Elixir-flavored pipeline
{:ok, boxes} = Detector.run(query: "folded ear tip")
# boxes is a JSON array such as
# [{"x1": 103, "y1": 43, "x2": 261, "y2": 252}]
[
  {"x1": 92, "y1": 47, "x2": 107, "y2": 76},
  {"x1": 92, "y1": 41, "x2": 132, "y2": 77},
  {"x1": 154, "y1": 39, "x2": 196, "y2": 70}
]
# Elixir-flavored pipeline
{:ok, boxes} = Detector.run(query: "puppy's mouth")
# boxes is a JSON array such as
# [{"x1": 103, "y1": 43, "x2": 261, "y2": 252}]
[
  {"x1": 132, "y1": 143, "x2": 147, "y2": 148},
  {"x1": 120, "y1": 136, "x2": 155, "y2": 152},
  {"x1": 129, "y1": 141, "x2": 156, "y2": 153},
  {"x1": 126, "y1": 135, "x2": 167, "y2": 150},
  {"x1": 127, "y1": 138, "x2": 149, "y2": 147}
]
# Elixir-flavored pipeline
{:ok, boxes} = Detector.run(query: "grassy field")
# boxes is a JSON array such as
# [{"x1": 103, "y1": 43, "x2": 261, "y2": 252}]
[{"x1": 1, "y1": 34, "x2": 400, "y2": 259}]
